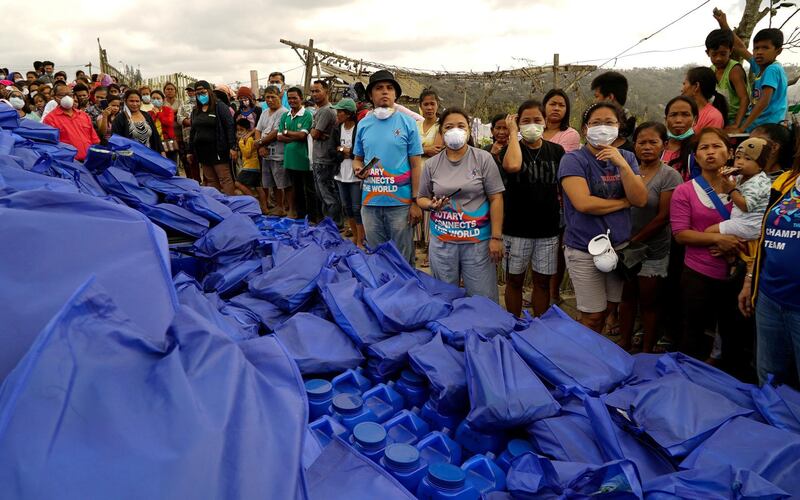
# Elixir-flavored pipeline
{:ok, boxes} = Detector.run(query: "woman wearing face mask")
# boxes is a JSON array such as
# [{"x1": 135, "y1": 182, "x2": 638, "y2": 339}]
[
  {"x1": 558, "y1": 101, "x2": 648, "y2": 333},
  {"x1": 500, "y1": 99, "x2": 566, "y2": 317},
  {"x1": 682, "y1": 67, "x2": 728, "y2": 131},
  {"x1": 7, "y1": 90, "x2": 37, "y2": 121},
  {"x1": 670, "y1": 128, "x2": 752, "y2": 380},
  {"x1": 542, "y1": 89, "x2": 580, "y2": 153},
  {"x1": 417, "y1": 107, "x2": 505, "y2": 302},
  {"x1": 149, "y1": 90, "x2": 177, "y2": 162},
  {"x1": 188, "y1": 80, "x2": 237, "y2": 195},
  {"x1": 234, "y1": 87, "x2": 262, "y2": 130},
  {"x1": 662, "y1": 96, "x2": 699, "y2": 180},
  {"x1": 618, "y1": 122, "x2": 683, "y2": 353},
  {"x1": 112, "y1": 89, "x2": 165, "y2": 156}
]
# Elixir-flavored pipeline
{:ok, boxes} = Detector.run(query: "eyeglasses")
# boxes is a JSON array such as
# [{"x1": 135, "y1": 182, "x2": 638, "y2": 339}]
[{"x1": 588, "y1": 121, "x2": 618, "y2": 127}]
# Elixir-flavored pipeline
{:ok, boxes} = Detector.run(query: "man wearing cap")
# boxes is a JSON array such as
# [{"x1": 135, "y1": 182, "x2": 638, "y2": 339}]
[
  {"x1": 310, "y1": 80, "x2": 342, "y2": 225},
  {"x1": 353, "y1": 70, "x2": 424, "y2": 265}
]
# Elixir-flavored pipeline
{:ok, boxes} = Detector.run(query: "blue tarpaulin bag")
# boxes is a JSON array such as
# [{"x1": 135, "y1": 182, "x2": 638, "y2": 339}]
[
  {"x1": 29, "y1": 140, "x2": 77, "y2": 162},
  {"x1": 174, "y1": 273, "x2": 259, "y2": 342},
  {"x1": 319, "y1": 277, "x2": 391, "y2": 348},
  {"x1": 273, "y1": 312, "x2": 364, "y2": 375},
  {"x1": 656, "y1": 352, "x2": 758, "y2": 412},
  {"x1": 366, "y1": 329, "x2": 434, "y2": 380},
  {"x1": 0, "y1": 101, "x2": 20, "y2": 128},
  {"x1": 97, "y1": 166, "x2": 159, "y2": 206},
  {"x1": 249, "y1": 243, "x2": 330, "y2": 312},
  {"x1": 428, "y1": 295, "x2": 517, "y2": 349},
  {"x1": 0, "y1": 158, "x2": 80, "y2": 194},
  {"x1": 363, "y1": 276, "x2": 452, "y2": 332},
  {"x1": 12, "y1": 118, "x2": 60, "y2": 143},
  {"x1": 0, "y1": 190, "x2": 177, "y2": 382},
  {"x1": 108, "y1": 134, "x2": 177, "y2": 177},
  {"x1": 203, "y1": 258, "x2": 262, "y2": 296},
  {"x1": 84, "y1": 145, "x2": 135, "y2": 174},
  {"x1": 643, "y1": 465, "x2": 789, "y2": 499},
  {"x1": 527, "y1": 406, "x2": 608, "y2": 466},
  {"x1": 604, "y1": 373, "x2": 752, "y2": 459},
  {"x1": 137, "y1": 171, "x2": 201, "y2": 194},
  {"x1": 465, "y1": 333, "x2": 560, "y2": 430},
  {"x1": 408, "y1": 333, "x2": 468, "y2": 414},
  {"x1": 753, "y1": 377, "x2": 800, "y2": 434},
  {"x1": 511, "y1": 306, "x2": 634, "y2": 395},
  {"x1": 168, "y1": 190, "x2": 234, "y2": 224},
  {"x1": 228, "y1": 292, "x2": 290, "y2": 332},
  {"x1": 0, "y1": 279, "x2": 307, "y2": 500},
  {"x1": 192, "y1": 214, "x2": 261, "y2": 262},
  {"x1": 345, "y1": 242, "x2": 419, "y2": 288},
  {"x1": 624, "y1": 353, "x2": 663, "y2": 386},
  {"x1": 306, "y1": 435, "x2": 415, "y2": 499},
  {"x1": 219, "y1": 194, "x2": 262, "y2": 217},
  {"x1": 415, "y1": 268, "x2": 467, "y2": 303},
  {"x1": 0, "y1": 130, "x2": 15, "y2": 155},
  {"x1": 138, "y1": 202, "x2": 210, "y2": 237},
  {"x1": 681, "y1": 417, "x2": 800, "y2": 497}
]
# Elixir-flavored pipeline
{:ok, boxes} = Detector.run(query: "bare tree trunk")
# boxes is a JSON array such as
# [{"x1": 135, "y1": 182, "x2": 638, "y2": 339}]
[{"x1": 736, "y1": 0, "x2": 772, "y2": 46}]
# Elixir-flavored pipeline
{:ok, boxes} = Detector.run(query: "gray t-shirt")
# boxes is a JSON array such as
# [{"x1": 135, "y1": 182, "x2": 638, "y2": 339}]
[
  {"x1": 419, "y1": 146, "x2": 505, "y2": 243},
  {"x1": 311, "y1": 103, "x2": 337, "y2": 165},
  {"x1": 255, "y1": 106, "x2": 288, "y2": 161},
  {"x1": 630, "y1": 163, "x2": 683, "y2": 259}
]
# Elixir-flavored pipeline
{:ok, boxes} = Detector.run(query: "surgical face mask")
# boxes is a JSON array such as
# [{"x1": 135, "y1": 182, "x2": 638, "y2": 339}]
[
  {"x1": 373, "y1": 106, "x2": 394, "y2": 120},
  {"x1": 443, "y1": 128, "x2": 468, "y2": 150},
  {"x1": 141, "y1": 95, "x2": 151, "y2": 104},
  {"x1": 586, "y1": 125, "x2": 618, "y2": 147},
  {"x1": 59, "y1": 95, "x2": 74, "y2": 109},
  {"x1": 520, "y1": 123, "x2": 544, "y2": 143},
  {"x1": 197, "y1": 94, "x2": 209, "y2": 105},
  {"x1": 588, "y1": 231, "x2": 618, "y2": 272},
  {"x1": 667, "y1": 128, "x2": 694, "y2": 141},
  {"x1": 151, "y1": 99, "x2": 163, "y2": 108},
  {"x1": 9, "y1": 97, "x2": 25, "y2": 110}
]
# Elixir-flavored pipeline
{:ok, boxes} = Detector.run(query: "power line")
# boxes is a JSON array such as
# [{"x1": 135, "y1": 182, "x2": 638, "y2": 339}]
[{"x1": 567, "y1": 44, "x2": 706, "y2": 65}]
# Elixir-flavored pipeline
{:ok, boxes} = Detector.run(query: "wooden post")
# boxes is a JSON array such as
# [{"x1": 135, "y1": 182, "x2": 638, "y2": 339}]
[
  {"x1": 303, "y1": 39, "x2": 315, "y2": 95},
  {"x1": 250, "y1": 70, "x2": 258, "y2": 94},
  {"x1": 553, "y1": 53, "x2": 560, "y2": 89}
]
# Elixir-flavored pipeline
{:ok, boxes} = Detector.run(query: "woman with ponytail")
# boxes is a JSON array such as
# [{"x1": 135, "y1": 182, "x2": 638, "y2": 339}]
[{"x1": 682, "y1": 67, "x2": 728, "y2": 130}]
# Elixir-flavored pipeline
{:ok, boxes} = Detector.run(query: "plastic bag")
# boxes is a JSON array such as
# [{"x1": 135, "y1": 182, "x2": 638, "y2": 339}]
[
  {"x1": 273, "y1": 312, "x2": 364, "y2": 375},
  {"x1": 0, "y1": 279, "x2": 306, "y2": 500},
  {"x1": 681, "y1": 417, "x2": 800, "y2": 497},
  {"x1": 108, "y1": 134, "x2": 177, "y2": 177},
  {"x1": 203, "y1": 258, "x2": 261, "y2": 296},
  {"x1": 219, "y1": 194, "x2": 262, "y2": 217},
  {"x1": 753, "y1": 377, "x2": 800, "y2": 434},
  {"x1": 408, "y1": 333, "x2": 468, "y2": 414},
  {"x1": 363, "y1": 276, "x2": 452, "y2": 333},
  {"x1": 138, "y1": 202, "x2": 210, "y2": 237},
  {"x1": 12, "y1": 118, "x2": 60, "y2": 143},
  {"x1": 192, "y1": 214, "x2": 261, "y2": 262},
  {"x1": 511, "y1": 306, "x2": 633, "y2": 396},
  {"x1": 429, "y1": 295, "x2": 517, "y2": 349},
  {"x1": 0, "y1": 157, "x2": 79, "y2": 194},
  {"x1": 228, "y1": 292, "x2": 290, "y2": 332},
  {"x1": 0, "y1": 101, "x2": 20, "y2": 128},
  {"x1": 345, "y1": 242, "x2": 419, "y2": 288},
  {"x1": 249, "y1": 243, "x2": 330, "y2": 312},
  {"x1": 174, "y1": 273, "x2": 259, "y2": 342},
  {"x1": 465, "y1": 333, "x2": 560, "y2": 430},
  {"x1": 366, "y1": 329, "x2": 434, "y2": 380},
  {"x1": 168, "y1": 190, "x2": 234, "y2": 224},
  {"x1": 415, "y1": 268, "x2": 467, "y2": 303},
  {"x1": 643, "y1": 465, "x2": 789, "y2": 499},
  {"x1": 97, "y1": 166, "x2": 159, "y2": 206},
  {"x1": 604, "y1": 373, "x2": 752, "y2": 458},
  {"x1": 319, "y1": 277, "x2": 391, "y2": 348}
]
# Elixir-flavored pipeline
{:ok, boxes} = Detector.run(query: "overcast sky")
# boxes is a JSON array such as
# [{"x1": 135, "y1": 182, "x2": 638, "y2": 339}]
[{"x1": 2, "y1": 0, "x2": 798, "y2": 87}]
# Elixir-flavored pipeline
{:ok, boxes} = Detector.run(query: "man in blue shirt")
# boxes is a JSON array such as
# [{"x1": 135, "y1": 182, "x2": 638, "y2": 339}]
[{"x1": 353, "y1": 70, "x2": 423, "y2": 264}]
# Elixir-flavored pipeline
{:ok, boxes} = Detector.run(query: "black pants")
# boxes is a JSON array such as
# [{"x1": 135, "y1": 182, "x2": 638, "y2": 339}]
[
  {"x1": 680, "y1": 267, "x2": 755, "y2": 381},
  {"x1": 288, "y1": 169, "x2": 318, "y2": 219}
]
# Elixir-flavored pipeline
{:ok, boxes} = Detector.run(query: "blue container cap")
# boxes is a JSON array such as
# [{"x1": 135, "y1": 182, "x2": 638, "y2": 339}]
[
  {"x1": 384, "y1": 443, "x2": 420, "y2": 471},
  {"x1": 428, "y1": 463, "x2": 466, "y2": 489},
  {"x1": 507, "y1": 438, "x2": 534, "y2": 458},
  {"x1": 332, "y1": 393, "x2": 364, "y2": 415},
  {"x1": 400, "y1": 369, "x2": 425, "y2": 386},
  {"x1": 353, "y1": 422, "x2": 387, "y2": 450},
  {"x1": 305, "y1": 379, "x2": 333, "y2": 401}
]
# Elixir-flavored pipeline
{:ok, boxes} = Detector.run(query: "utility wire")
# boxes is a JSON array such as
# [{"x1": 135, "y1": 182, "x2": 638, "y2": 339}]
[{"x1": 567, "y1": 44, "x2": 706, "y2": 65}]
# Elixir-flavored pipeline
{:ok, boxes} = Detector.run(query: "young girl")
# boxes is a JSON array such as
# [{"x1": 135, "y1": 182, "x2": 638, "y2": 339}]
[
  {"x1": 234, "y1": 118, "x2": 267, "y2": 210},
  {"x1": 331, "y1": 98, "x2": 365, "y2": 247},
  {"x1": 682, "y1": 67, "x2": 728, "y2": 131},
  {"x1": 97, "y1": 95, "x2": 121, "y2": 142}
]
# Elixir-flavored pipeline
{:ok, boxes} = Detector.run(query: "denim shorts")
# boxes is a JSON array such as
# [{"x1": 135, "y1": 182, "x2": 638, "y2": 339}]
[{"x1": 638, "y1": 254, "x2": 670, "y2": 278}]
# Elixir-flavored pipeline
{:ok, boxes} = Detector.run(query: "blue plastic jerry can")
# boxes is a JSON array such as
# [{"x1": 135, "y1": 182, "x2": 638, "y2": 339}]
[
  {"x1": 331, "y1": 368, "x2": 372, "y2": 395},
  {"x1": 416, "y1": 430, "x2": 462, "y2": 466},
  {"x1": 381, "y1": 443, "x2": 428, "y2": 493},
  {"x1": 350, "y1": 421, "x2": 388, "y2": 464},
  {"x1": 496, "y1": 438, "x2": 535, "y2": 472},
  {"x1": 383, "y1": 409, "x2": 431, "y2": 445},
  {"x1": 305, "y1": 378, "x2": 333, "y2": 421},
  {"x1": 308, "y1": 415, "x2": 348, "y2": 447},
  {"x1": 395, "y1": 369, "x2": 429, "y2": 409},
  {"x1": 362, "y1": 383, "x2": 405, "y2": 423},
  {"x1": 454, "y1": 420, "x2": 507, "y2": 456},
  {"x1": 461, "y1": 453, "x2": 506, "y2": 494},
  {"x1": 330, "y1": 393, "x2": 379, "y2": 431},
  {"x1": 421, "y1": 399, "x2": 462, "y2": 432},
  {"x1": 417, "y1": 463, "x2": 480, "y2": 499}
]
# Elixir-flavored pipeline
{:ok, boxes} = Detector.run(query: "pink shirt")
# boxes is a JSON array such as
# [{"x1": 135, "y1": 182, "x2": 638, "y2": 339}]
[
  {"x1": 693, "y1": 103, "x2": 724, "y2": 133},
  {"x1": 670, "y1": 180, "x2": 733, "y2": 280},
  {"x1": 547, "y1": 128, "x2": 581, "y2": 152}
]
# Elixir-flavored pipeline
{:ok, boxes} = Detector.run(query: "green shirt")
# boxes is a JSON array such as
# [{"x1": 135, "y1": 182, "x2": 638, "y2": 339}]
[
  {"x1": 278, "y1": 108, "x2": 312, "y2": 171},
  {"x1": 713, "y1": 59, "x2": 748, "y2": 125}
]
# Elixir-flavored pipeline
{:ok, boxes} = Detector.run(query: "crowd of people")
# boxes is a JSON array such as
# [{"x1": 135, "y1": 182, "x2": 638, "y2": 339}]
[{"x1": 1, "y1": 8, "x2": 799, "y2": 388}]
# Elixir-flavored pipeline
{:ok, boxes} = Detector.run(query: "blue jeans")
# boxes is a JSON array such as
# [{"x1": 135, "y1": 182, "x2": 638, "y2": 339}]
[
  {"x1": 756, "y1": 292, "x2": 800, "y2": 387},
  {"x1": 429, "y1": 238, "x2": 499, "y2": 303},
  {"x1": 336, "y1": 181, "x2": 362, "y2": 224},
  {"x1": 312, "y1": 162, "x2": 342, "y2": 225},
  {"x1": 361, "y1": 205, "x2": 414, "y2": 265}
]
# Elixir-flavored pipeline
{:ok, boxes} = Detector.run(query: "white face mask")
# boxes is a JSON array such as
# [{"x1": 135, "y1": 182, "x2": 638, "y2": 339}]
[
  {"x1": 9, "y1": 97, "x2": 25, "y2": 110},
  {"x1": 141, "y1": 95, "x2": 151, "y2": 104},
  {"x1": 588, "y1": 231, "x2": 618, "y2": 272},
  {"x1": 520, "y1": 123, "x2": 544, "y2": 143},
  {"x1": 443, "y1": 128, "x2": 468, "y2": 150},
  {"x1": 59, "y1": 95, "x2": 74, "y2": 110},
  {"x1": 373, "y1": 106, "x2": 394, "y2": 120},
  {"x1": 586, "y1": 125, "x2": 618, "y2": 147}
]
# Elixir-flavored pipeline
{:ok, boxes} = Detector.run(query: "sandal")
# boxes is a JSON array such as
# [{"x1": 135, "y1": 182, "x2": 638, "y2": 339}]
[
  {"x1": 629, "y1": 331, "x2": 644, "y2": 354},
  {"x1": 652, "y1": 336, "x2": 674, "y2": 353}
]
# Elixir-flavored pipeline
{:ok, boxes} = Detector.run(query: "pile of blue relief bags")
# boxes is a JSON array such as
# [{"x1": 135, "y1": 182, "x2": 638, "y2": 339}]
[{"x1": 1, "y1": 100, "x2": 800, "y2": 499}]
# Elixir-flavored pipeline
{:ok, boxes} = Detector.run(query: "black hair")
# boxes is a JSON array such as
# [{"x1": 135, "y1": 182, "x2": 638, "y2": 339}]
[
  {"x1": 686, "y1": 67, "x2": 729, "y2": 123},
  {"x1": 590, "y1": 71, "x2": 628, "y2": 106},
  {"x1": 751, "y1": 123, "x2": 793, "y2": 169},
  {"x1": 72, "y1": 83, "x2": 89, "y2": 94},
  {"x1": 437, "y1": 107, "x2": 475, "y2": 147},
  {"x1": 665, "y1": 95, "x2": 699, "y2": 119},
  {"x1": 268, "y1": 72, "x2": 286, "y2": 82},
  {"x1": 705, "y1": 29, "x2": 734, "y2": 50},
  {"x1": 106, "y1": 94, "x2": 122, "y2": 104},
  {"x1": 236, "y1": 118, "x2": 252, "y2": 129},
  {"x1": 419, "y1": 88, "x2": 439, "y2": 102},
  {"x1": 163, "y1": 81, "x2": 176, "y2": 91},
  {"x1": 633, "y1": 121, "x2": 668, "y2": 143},
  {"x1": 124, "y1": 89, "x2": 142, "y2": 101},
  {"x1": 75, "y1": 70, "x2": 85, "y2": 78},
  {"x1": 664, "y1": 96, "x2": 699, "y2": 175},
  {"x1": 753, "y1": 28, "x2": 784, "y2": 48},
  {"x1": 25, "y1": 70, "x2": 37, "y2": 78},
  {"x1": 693, "y1": 127, "x2": 730, "y2": 154},
  {"x1": 516, "y1": 99, "x2": 545, "y2": 124},
  {"x1": 312, "y1": 79, "x2": 329, "y2": 90},
  {"x1": 42, "y1": 61, "x2": 54, "y2": 68},
  {"x1": 286, "y1": 86, "x2": 303, "y2": 98},
  {"x1": 581, "y1": 101, "x2": 625, "y2": 128},
  {"x1": 54, "y1": 70, "x2": 66, "y2": 78},
  {"x1": 151, "y1": 89, "x2": 165, "y2": 99},
  {"x1": 264, "y1": 85, "x2": 281, "y2": 96},
  {"x1": 33, "y1": 61, "x2": 43, "y2": 70},
  {"x1": 542, "y1": 89, "x2": 572, "y2": 131},
  {"x1": 489, "y1": 113, "x2": 506, "y2": 130}
]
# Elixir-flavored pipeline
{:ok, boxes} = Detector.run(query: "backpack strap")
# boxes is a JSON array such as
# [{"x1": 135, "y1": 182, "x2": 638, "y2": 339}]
[{"x1": 694, "y1": 175, "x2": 731, "y2": 219}]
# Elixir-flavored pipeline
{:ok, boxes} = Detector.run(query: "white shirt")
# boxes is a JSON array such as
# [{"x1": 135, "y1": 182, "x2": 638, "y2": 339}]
[{"x1": 335, "y1": 124, "x2": 357, "y2": 183}]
